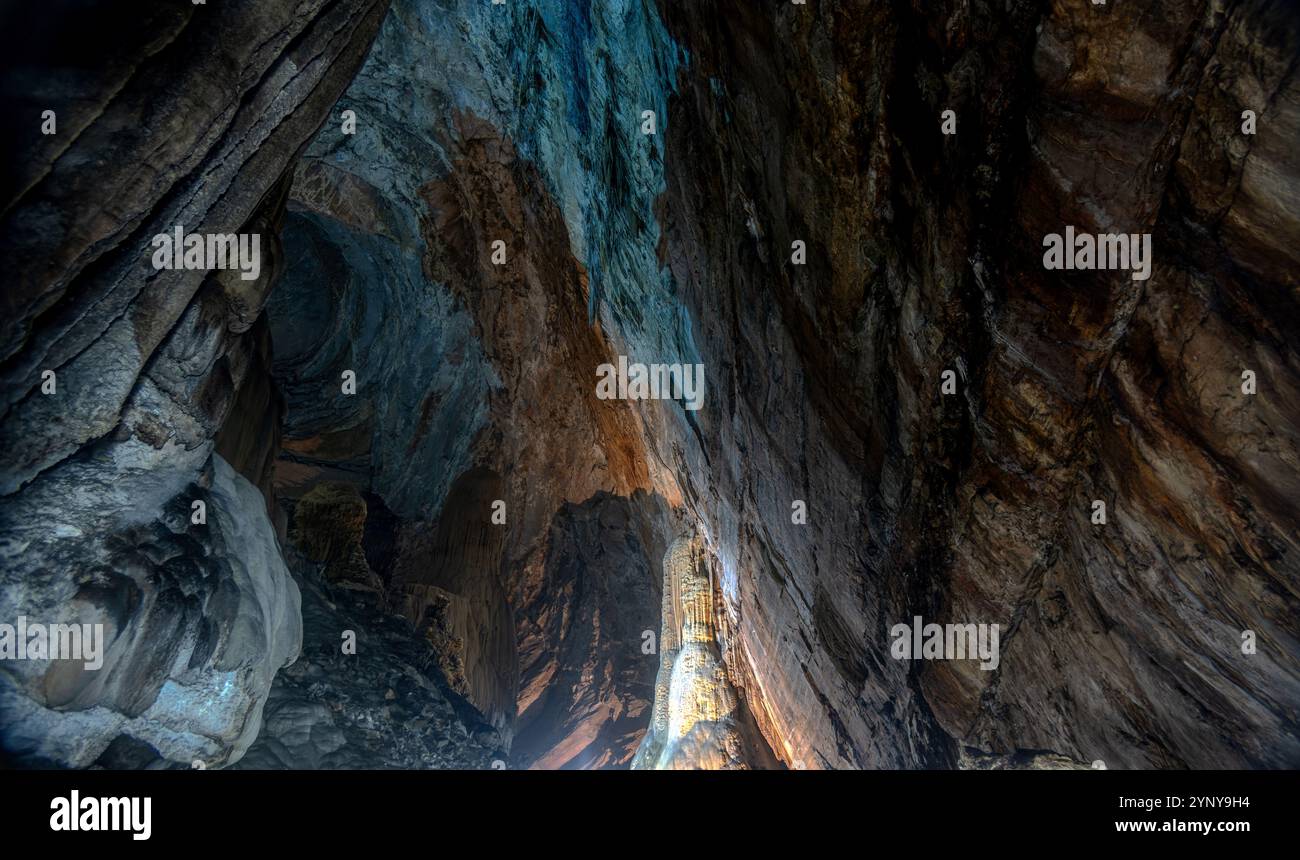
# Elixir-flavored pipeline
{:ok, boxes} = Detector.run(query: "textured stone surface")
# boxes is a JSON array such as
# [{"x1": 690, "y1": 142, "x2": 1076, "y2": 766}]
[
  {"x1": 235, "y1": 551, "x2": 504, "y2": 770},
  {"x1": 0, "y1": 0, "x2": 391, "y2": 767},
  {"x1": 0, "y1": 0, "x2": 392, "y2": 493},
  {"x1": 291, "y1": 481, "x2": 379, "y2": 588},
  {"x1": 262, "y1": 0, "x2": 685, "y2": 765},
  {"x1": 2, "y1": 0, "x2": 1297, "y2": 772},
  {"x1": 634, "y1": 534, "x2": 777, "y2": 769},
  {"x1": 645, "y1": 0, "x2": 1300, "y2": 768},
  {"x1": 512, "y1": 490, "x2": 674, "y2": 769},
  {"x1": 0, "y1": 456, "x2": 301, "y2": 768}
]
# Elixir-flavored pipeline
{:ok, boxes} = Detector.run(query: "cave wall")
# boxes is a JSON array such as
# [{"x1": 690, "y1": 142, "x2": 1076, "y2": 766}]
[
  {"x1": 0, "y1": 0, "x2": 392, "y2": 767},
  {"x1": 262, "y1": 0, "x2": 689, "y2": 766},
  {"x1": 646, "y1": 0, "x2": 1300, "y2": 768},
  {"x1": 274, "y1": 0, "x2": 1300, "y2": 771},
  {"x1": 1, "y1": 0, "x2": 1296, "y2": 771}
]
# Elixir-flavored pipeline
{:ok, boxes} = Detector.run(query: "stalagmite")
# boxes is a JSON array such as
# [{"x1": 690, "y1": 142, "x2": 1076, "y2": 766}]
[{"x1": 633, "y1": 534, "x2": 747, "y2": 770}]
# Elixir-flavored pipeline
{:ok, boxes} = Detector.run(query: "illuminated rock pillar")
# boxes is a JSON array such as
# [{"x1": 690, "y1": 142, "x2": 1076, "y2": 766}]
[{"x1": 633, "y1": 534, "x2": 746, "y2": 769}]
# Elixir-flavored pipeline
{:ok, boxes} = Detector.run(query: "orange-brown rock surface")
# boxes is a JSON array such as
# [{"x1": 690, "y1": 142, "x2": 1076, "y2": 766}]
[{"x1": 648, "y1": 0, "x2": 1300, "y2": 768}]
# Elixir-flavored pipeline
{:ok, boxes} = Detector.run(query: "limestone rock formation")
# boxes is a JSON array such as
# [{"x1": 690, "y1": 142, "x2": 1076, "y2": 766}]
[
  {"x1": 0, "y1": 0, "x2": 391, "y2": 768},
  {"x1": 2, "y1": 0, "x2": 1297, "y2": 772},
  {"x1": 0, "y1": 455, "x2": 302, "y2": 768},
  {"x1": 644, "y1": 0, "x2": 1300, "y2": 769},
  {"x1": 260, "y1": 0, "x2": 683, "y2": 765},
  {"x1": 634, "y1": 535, "x2": 777, "y2": 769},
  {"x1": 291, "y1": 481, "x2": 381, "y2": 589},
  {"x1": 512, "y1": 491, "x2": 674, "y2": 769}
]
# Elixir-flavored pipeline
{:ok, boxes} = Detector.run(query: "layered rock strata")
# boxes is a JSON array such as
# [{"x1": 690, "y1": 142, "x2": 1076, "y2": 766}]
[
  {"x1": 2, "y1": 0, "x2": 1297, "y2": 773},
  {"x1": 643, "y1": 0, "x2": 1300, "y2": 769},
  {"x1": 0, "y1": 0, "x2": 392, "y2": 767},
  {"x1": 260, "y1": 0, "x2": 684, "y2": 765}
]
